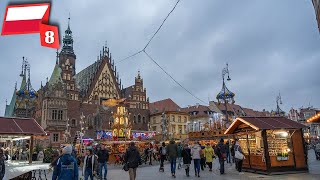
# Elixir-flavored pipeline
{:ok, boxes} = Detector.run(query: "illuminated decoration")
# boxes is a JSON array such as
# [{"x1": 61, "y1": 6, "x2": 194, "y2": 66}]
[
  {"x1": 111, "y1": 104, "x2": 132, "y2": 139},
  {"x1": 101, "y1": 98, "x2": 127, "y2": 107}
]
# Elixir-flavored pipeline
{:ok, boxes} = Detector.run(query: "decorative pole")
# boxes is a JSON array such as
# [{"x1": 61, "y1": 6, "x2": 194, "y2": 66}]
[{"x1": 216, "y1": 63, "x2": 235, "y2": 164}]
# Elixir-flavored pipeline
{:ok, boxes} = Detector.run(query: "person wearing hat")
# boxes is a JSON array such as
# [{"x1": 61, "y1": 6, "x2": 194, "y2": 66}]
[
  {"x1": 52, "y1": 145, "x2": 79, "y2": 180},
  {"x1": 0, "y1": 149, "x2": 5, "y2": 180}
]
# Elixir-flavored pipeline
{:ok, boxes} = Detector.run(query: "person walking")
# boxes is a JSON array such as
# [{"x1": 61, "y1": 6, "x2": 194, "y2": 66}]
[
  {"x1": 52, "y1": 145, "x2": 79, "y2": 180},
  {"x1": 166, "y1": 139, "x2": 178, "y2": 178},
  {"x1": 204, "y1": 143, "x2": 214, "y2": 172},
  {"x1": 231, "y1": 141, "x2": 236, "y2": 164},
  {"x1": 159, "y1": 142, "x2": 167, "y2": 171},
  {"x1": 200, "y1": 145, "x2": 206, "y2": 171},
  {"x1": 0, "y1": 149, "x2": 5, "y2": 180},
  {"x1": 191, "y1": 141, "x2": 201, "y2": 177},
  {"x1": 226, "y1": 141, "x2": 231, "y2": 163},
  {"x1": 124, "y1": 142, "x2": 141, "y2": 180},
  {"x1": 82, "y1": 149, "x2": 98, "y2": 180},
  {"x1": 234, "y1": 140, "x2": 245, "y2": 174},
  {"x1": 177, "y1": 143, "x2": 183, "y2": 169},
  {"x1": 97, "y1": 145, "x2": 110, "y2": 180},
  {"x1": 215, "y1": 138, "x2": 226, "y2": 175},
  {"x1": 181, "y1": 144, "x2": 192, "y2": 177}
]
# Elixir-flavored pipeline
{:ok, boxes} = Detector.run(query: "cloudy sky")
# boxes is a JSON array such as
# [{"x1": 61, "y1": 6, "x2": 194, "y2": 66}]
[{"x1": 0, "y1": 0, "x2": 319, "y2": 116}]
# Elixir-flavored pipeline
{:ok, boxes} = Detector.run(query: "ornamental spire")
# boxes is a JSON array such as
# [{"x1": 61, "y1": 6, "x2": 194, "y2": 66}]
[{"x1": 61, "y1": 14, "x2": 74, "y2": 55}]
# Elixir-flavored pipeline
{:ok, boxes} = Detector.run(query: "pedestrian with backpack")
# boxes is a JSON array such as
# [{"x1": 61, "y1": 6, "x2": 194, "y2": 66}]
[
  {"x1": 52, "y1": 145, "x2": 79, "y2": 180},
  {"x1": 159, "y1": 142, "x2": 166, "y2": 171},
  {"x1": 215, "y1": 138, "x2": 226, "y2": 175}
]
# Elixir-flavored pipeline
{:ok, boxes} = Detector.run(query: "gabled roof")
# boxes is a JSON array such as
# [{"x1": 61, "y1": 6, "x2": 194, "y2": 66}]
[
  {"x1": 182, "y1": 105, "x2": 213, "y2": 118},
  {"x1": 75, "y1": 59, "x2": 103, "y2": 95},
  {"x1": 0, "y1": 117, "x2": 46, "y2": 135},
  {"x1": 149, "y1": 98, "x2": 181, "y2": 115},
  {"x1": 225, "y1": 117, "x2": 307, "y2": 134},
  {"x1": 214, "y1": 102, "x2": 245, "y2": 116},
  {"x1": 48, "y1": 63, "x2": 63, "y2": 85},
  {"x1": 122, "y1": 85, "x2": 134, "y2": 99}
]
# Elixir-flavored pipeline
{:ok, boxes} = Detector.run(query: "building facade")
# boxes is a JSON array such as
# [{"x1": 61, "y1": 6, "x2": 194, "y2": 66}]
[
  {"x1": 149, "y1": 98, "x2": 190, "y2": 141},
  {"x1": 4, "y1": 20, "x2": 150, "y2": 147}
]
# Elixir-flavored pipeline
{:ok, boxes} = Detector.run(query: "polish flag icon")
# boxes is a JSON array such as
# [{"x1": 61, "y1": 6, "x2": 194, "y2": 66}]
[{"x1": 1, "y1": 3, "x2": 50, "y2": 35}]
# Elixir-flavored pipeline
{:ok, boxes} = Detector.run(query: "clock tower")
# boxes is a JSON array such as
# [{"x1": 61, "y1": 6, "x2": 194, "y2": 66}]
[{"x1": 58, "y1": 17, "x2": 79, "y2": 100}]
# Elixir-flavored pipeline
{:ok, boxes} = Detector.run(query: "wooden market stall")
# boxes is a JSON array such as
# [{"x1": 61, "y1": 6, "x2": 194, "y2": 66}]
[
  {"x1": 225, "y1": 116, "x2": 308, "y2": 174},
  {"x1": 0, "y1": 116, "x2": 48, "y2": 180}
]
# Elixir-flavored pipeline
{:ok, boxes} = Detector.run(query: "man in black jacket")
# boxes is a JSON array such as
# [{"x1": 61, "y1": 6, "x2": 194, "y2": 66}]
[
  {"x1": 124, "y1": 142, "x2": 141, "y2": 180},
  {"x1": 97, "y1": 145, "x2": 109, "y2": 180}
]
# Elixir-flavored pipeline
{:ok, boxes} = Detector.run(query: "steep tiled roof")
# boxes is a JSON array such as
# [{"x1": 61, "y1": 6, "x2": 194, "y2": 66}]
[
  {"x1": 182, "y1": 105, "x2": 214, "y2": 118},
  {"x1": 122, "y1": 85, "x2": 133, "y2": 99},
  {"x1": 149, "y1": 98, "x2": 181, "y2": 114},
  {"x1": 214, "y1": 102, "x2": 245, "y2": 116},
  {"x1": 48, "y1": 63, "x2": 63, "y2": 86},
  {"x1": 0, "y1": 117, "x2": 46, "y2": 135},
  {"x1": 75, "y1": 60, "x2": 103, "y2": 95}
]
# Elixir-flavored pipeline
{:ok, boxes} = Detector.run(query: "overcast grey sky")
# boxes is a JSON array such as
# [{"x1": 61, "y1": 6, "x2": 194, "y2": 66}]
[{"x1": 0, "y1": 0, "x2": 319, "y2": 116}]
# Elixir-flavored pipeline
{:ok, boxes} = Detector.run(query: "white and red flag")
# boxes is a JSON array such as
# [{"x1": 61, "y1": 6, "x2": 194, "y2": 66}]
[{"x1": 1, "y1": 3, "x2": 50, "y2": 35}]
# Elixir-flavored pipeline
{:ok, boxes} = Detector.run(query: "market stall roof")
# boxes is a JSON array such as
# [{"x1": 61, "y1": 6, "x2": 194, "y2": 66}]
[
  {"x1": 225, "y1": 116, "x2": 307, "y2": 134},
  {"x1": 0, "y1": 117, "x2": 46, "y2": 135}
]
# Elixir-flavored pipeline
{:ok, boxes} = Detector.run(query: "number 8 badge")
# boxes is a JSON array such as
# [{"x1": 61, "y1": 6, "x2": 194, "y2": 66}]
[{"x1": 40, "y1": 23, "x2": 60, "y2": 48}]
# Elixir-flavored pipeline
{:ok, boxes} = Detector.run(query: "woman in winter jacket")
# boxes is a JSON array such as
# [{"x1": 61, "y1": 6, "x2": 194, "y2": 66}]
[
  {"x1": 181, "y1": 144, "x2": 192, "y2": 177},
  {"x1": 204, "y1": 144, "x2": 215, "y2": 171},
  {"x1": 82, "y1": 149, "x2": 98, "y2": 180},
  {"x1": 190, "y1": 142, "x2": 201, "y2": 177}
]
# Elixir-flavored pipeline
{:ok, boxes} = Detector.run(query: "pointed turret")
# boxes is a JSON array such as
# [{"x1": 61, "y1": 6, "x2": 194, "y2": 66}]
[{"x1": 61, "y1": 15, "x2": 75, "y2": 56}]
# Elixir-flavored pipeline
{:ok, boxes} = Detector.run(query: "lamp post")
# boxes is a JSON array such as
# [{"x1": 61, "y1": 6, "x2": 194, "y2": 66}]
[
  {"x1": 216, "y1": 63, "x2": 235, "y2": 128},
  {"x1": 80, "y1": 113, "x2": 85, "y2": 157},
  {"x1": 216, "y1": 63, "x2": 235, "y2": 164}
]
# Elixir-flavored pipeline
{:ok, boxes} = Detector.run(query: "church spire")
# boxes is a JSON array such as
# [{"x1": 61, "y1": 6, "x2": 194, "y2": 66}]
[{"x1": 61, "y1": 14, "x2": 74, "y2": 55}]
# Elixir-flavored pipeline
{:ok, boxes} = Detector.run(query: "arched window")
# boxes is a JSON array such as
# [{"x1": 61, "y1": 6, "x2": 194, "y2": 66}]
[
  {"x1": 71, "y1": 119, "x2": 76, "y2": 126},
  {"x1": 143, "y1": 117, "x2": 146, "y2": 123},
  {"x1": 138, "y1": 115, "x2": 141, "y2": 123}
]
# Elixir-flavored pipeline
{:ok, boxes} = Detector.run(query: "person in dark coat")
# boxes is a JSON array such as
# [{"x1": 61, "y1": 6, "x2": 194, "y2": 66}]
[
  {"x1": 166, "y1": 139, "x2": 178, "y2": 178},
  {"x1": 0, "y1": 149, "x2": 5, "y2": 180},
  {"x1": 181, "y1": 144, "x2": 192, "y2": 177},
  {"x1": 97, "y1": 145, "x2": 109, "y2": 180},
  {"x1": 124, "y1": 142, "x2": 141, "y2": 180},
  {"x1": 159, "y1": 142, "x2": 167, "y2": 169},
  {"x1": 215, "y1": 138, "x2": 226, "y2": 175},
  {"x1": 231, "y1": 141, "x2": 236, "y2": 164}
]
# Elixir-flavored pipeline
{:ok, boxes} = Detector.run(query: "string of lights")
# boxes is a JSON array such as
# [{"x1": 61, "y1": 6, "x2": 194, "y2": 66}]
[{"x1": 115, "y1": 0, "x2": 208, "y2": 105}]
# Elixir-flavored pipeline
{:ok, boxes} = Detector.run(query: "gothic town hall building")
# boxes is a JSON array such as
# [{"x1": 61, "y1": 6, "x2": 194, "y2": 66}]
[{"x1": 4, "y1": 22, "x2": 150, "y2": 147}]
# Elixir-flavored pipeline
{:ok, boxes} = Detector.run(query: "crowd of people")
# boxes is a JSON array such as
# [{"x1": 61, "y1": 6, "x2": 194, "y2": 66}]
[{"x1": 0, "y1": 138, "x2": 246, "y2": 180}]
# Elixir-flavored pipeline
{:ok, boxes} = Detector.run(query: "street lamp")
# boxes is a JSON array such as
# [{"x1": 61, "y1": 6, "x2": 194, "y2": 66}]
[
  {"x1": 216, "y1": 63, "x2": 235, "y2": 127},
  {"x1": 216, "y1": 63, "x2": 235, "y2": 164}
]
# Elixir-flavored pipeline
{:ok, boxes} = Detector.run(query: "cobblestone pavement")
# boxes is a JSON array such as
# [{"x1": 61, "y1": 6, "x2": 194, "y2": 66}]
[{"x1": 43, "y1": 150, "x2": 320, "y2": 179}]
